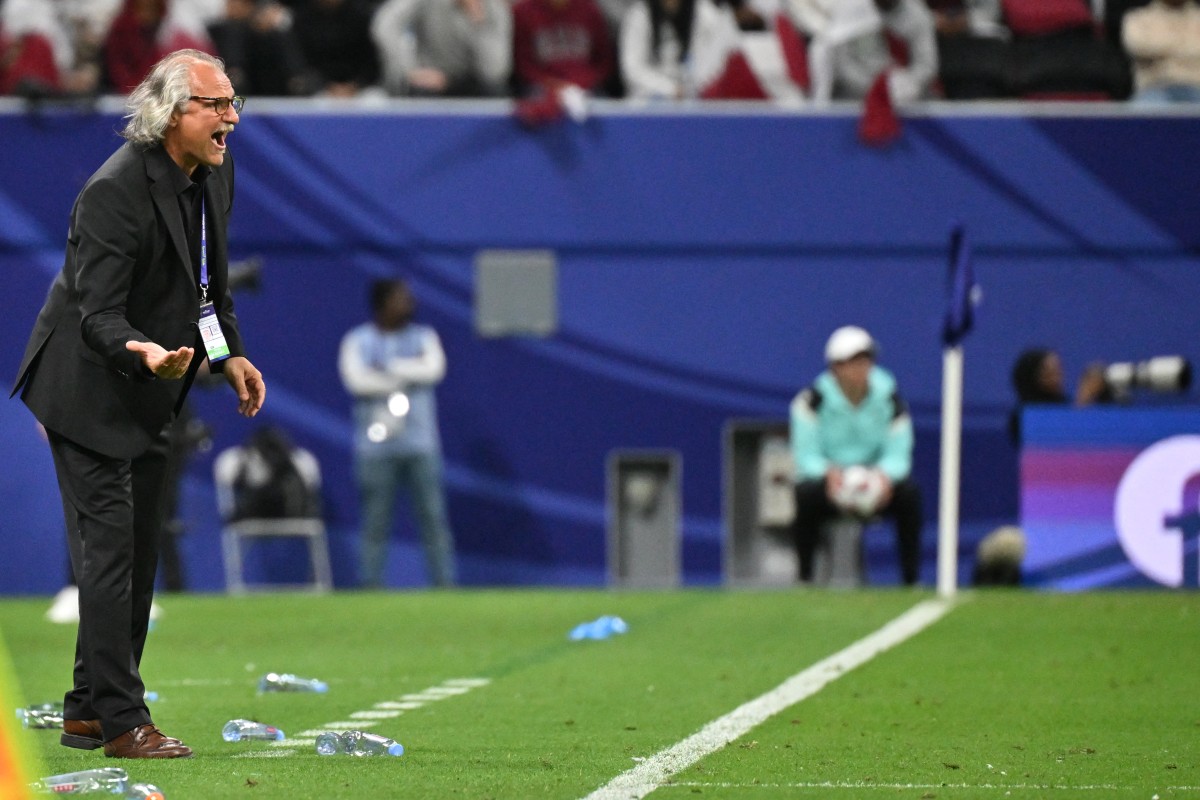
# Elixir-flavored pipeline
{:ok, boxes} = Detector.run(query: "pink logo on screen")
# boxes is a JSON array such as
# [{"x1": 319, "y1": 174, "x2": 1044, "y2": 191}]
[{"x1": 1113, "y1": 435, "x2": 1200, "y2": 587}]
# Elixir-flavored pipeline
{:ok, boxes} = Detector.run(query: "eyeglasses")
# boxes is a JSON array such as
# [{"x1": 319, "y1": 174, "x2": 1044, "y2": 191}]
[{"x1": 189, "y1": 95, "x2": 245, "y2": 115}]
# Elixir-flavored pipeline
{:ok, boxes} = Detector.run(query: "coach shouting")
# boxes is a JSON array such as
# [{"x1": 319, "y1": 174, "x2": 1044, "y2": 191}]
[{"x1": 10, "y1": 50, "x2": 264, "y2": 758}]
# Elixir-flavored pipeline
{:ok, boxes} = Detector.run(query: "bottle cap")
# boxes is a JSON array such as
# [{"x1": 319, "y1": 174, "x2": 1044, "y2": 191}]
[{"x1": 387, "y1": 743, "x2": 405, "y2": 756}]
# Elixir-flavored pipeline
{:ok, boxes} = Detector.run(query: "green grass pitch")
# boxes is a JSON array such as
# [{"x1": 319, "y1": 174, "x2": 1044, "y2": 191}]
[{"x1": 1, "y1": 589, "x2": 1197, "y2": 799}]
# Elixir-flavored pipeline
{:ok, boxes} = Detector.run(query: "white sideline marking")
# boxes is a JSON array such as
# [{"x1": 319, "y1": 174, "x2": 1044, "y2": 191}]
[
  {"x1": 154, "y1": 678, "x2": 235, "y2": 687},
  {"x1": 421, "y1": 686, "x2": 470, "y2": 696},
  {"x1": 232, "y1": 677, "x2": 491, "y2": 759},
  {"x1": 234, "y1": 749, "x2": 294, "y2": 758},
  {"x1": 669, "y1": 781, "x2": 1170, "y2": 792},
  {"x1": 582, "y1": 599, "x2": 954, "y2": 800}
]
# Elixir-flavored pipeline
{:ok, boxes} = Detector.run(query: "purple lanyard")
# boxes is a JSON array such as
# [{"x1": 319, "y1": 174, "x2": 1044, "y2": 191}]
[{"x1": 199, "y1": 187, "x2": 209, "y2": 302}]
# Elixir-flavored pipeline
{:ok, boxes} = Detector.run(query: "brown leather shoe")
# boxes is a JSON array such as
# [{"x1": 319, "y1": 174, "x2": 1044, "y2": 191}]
[
  {"x1": 103, "y1": 724, "x2": 193, "y2": 759},
  {"x1": 61, "y1": 719, "x2": 103, "y2": 750}
]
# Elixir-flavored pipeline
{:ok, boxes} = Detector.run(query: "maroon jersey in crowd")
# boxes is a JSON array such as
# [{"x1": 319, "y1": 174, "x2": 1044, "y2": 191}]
[{"x1": 512, "y1": 0, "x2": 614, "y2": 93}]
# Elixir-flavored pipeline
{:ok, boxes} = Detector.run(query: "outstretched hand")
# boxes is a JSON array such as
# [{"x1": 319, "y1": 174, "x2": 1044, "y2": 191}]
[
  {"x1": 222, "y1": 356, "x2": 266, "y2": 417},
  {"x1": 126, "y1": 340, "x2": 194, "y2": 380}
]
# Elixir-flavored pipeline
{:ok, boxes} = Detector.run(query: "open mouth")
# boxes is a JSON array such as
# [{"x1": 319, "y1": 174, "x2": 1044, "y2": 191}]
[{"x1": 211, "y1": 129, "x2": 229, "y2": 150}]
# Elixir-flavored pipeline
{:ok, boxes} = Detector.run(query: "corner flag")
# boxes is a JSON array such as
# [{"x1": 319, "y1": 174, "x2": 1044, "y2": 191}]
[
  {"x1": 942, "y1": 223, "x2": 979, "y2": 347},
  {"x1": 937, "y1": 223, "x2": 979, "y2": 598}
]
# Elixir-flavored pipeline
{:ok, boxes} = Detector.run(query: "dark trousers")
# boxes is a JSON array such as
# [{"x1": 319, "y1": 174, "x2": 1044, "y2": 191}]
[
  {"x1": 47, "y1": 428, "x2": 170, "y2": 741},
  {"x1": 792, "y1": 477, "x2": 923, "y2": 585}
]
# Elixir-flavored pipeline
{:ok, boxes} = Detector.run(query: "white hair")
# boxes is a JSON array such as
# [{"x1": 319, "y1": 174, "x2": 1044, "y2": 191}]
[{"x1": 122, "y1": 50, "x2": 226, "y2": 145}]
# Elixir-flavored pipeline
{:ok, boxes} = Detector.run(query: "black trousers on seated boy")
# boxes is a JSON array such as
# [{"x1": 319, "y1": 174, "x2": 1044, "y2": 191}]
[{"x1": 792, "y1": 478, "x2": 923, "y2": 585}]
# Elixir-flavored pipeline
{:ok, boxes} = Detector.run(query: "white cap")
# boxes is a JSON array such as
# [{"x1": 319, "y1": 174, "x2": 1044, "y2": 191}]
[{"x1": 824, "y1": 326, "x2": 876, "y2": 364}]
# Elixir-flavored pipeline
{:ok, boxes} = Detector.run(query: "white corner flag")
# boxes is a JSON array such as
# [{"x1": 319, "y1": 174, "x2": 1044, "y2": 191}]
[{"x1": 938, "y1": 223, "x2": 980, "y2": 598}]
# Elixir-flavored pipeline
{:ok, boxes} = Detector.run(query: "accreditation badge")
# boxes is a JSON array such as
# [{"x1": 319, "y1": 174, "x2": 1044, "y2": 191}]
[{"x1": 198, "y1": 301, "x2": 231, "y2": 363}]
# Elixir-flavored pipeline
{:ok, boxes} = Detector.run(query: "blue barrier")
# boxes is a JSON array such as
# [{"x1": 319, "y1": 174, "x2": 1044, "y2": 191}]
[{"x1": 2, "y1": 102, "x2": 1197, "y2": 592}]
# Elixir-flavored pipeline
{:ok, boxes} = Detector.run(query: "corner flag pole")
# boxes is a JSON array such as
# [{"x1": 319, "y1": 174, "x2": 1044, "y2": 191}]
[
  {"x1": 937, "y1": 222, "x2": 977, "y2": 599},
  {"x1": 937, "y1": 345, "x2": 963, "y2": 598}
]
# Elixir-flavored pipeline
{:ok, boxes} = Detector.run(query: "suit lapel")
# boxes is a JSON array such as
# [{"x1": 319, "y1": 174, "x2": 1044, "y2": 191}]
[{"x1": 146, "y1": 148, "x2": 196, "y2": 287}]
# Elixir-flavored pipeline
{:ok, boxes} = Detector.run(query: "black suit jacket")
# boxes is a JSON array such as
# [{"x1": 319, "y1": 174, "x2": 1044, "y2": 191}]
[{"x1": 11, "y1": 142, "x2": 245, "y2": 459}]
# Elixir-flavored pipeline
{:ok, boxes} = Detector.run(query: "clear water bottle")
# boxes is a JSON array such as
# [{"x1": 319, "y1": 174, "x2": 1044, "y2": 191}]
[
  {"x1": 315, "y1": 730, "x2": 404, "y2": 757},
  {"x1": 30, "y1": 767, "x2": 128, "y2": 794},
  {"x1": 17, "y1": 703, "x2": 64, "y2": 729},
  {"x1": 258, "y1": 672, "x2": 328, "y2": 693},
  {"x1": 569, "y1": 615, "x2": 629, "y2": 641},
  {"x1": 126, "y1": 785, "x2": 165, "y2": 800},
  {"x1": 222, "y1": 719, "x2": 285, "y2": 742}
]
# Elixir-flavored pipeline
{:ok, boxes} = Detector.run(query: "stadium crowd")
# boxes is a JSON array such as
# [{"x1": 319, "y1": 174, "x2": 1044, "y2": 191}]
[{"x1": 0, "y1": 0, "x2": 1194, "y2": 106}]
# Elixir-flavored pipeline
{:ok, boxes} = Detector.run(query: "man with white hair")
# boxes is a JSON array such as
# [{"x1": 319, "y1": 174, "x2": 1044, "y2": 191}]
[
  {"x1": 789, "y1": 326, "x2": 922, "y2": 585},
  {"x1": 11, "y1": 49, "x2": 264, "y2": 758}
]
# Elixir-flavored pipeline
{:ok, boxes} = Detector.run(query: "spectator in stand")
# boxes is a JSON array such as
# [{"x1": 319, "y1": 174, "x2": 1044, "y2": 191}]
[
  {"x1": 680, "y1": 0, "x2": 811, "y2": 101},
  {"x1": 371, "y1": 0, "x2": 512, "y2": 97},
  {"x1": 926, "y1": 0, "x2": 1009, "y2": 98},
  {"x1": 0, "y1": 0, "x2": 70, "y2": 96},
  {"x1": 512, "y1": 0, "x2": 615, "y2": 96},
  {"x1": 1122, "y1": 0, "x2": 1200, "y2": 103},
  {"x1": 292, "y1": 0, "x2": 379, "y2": 96},
  {"x1": 1008, "y1": 348, "x2": 1111, "y2": 446},
  {"x1": 0, "y1": 0, "x2": 122, "y2": 96},
  {"x1": 104, "y1": 0, "x2": 214, "y2": 93},
  {"x1": 208, "y1": 0, "x2": 310, "y2": 95},
  {"x1": 619, "y1": 0, "x2": 740, "y2": 99},
  {"x1": 808, "y1": 0, "x2": 937, "y2": 104},
  {"x1": 789, "y1": 326, "x2": 922, "y2": 586}
]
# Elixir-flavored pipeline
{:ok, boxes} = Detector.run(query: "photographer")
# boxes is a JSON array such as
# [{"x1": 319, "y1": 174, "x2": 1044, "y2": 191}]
[
  {"x1": 1008, "y1": 347, "x2": 1192, "y2": 446},
  {"x1": 1008, "y1": 348, "x2": 1113, "y2": 446}
]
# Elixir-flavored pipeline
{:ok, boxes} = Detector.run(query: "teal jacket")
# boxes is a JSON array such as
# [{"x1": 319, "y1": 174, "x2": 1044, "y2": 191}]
[{"x1": 789, "y1": 365, "x2": 914, "y2": 482}]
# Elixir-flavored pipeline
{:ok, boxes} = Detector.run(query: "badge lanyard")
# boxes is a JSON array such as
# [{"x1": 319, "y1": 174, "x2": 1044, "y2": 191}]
[{"x1": 197, "y1": 187, "x2": 231, "y2": 362}]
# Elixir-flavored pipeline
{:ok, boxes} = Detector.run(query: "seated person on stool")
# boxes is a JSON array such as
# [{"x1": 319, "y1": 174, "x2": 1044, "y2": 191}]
[{"x1": 789, "y1": 325, "x2": 923, "y2": 585}]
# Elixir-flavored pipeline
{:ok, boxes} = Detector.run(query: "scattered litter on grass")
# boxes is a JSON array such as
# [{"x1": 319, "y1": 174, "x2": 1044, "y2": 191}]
[
  {"x1": 258, "y1": 672, "x2": 328, "y2": 693},
  {"x1": 29, "y1": 767, "x2": 164, "y2": 799},
  {"x1": 569, "y1": 615, "x2": 628, "y2": 640},
  {"x1": 15, "y1": 702, "x2": 62, "y2": 728},
  {"x1": 316, "y1": 730, "x2": 403, "y2": 756},
  {"x1": 223, "y1": 719, "x2": 285, "y2": 742}
]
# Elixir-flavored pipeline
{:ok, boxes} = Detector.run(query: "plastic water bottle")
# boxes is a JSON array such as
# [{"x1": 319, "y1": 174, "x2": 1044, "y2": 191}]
[
  {"x1": 315, "y1": 730, "x2": 404, "y2": 757},
  {"x1": 126, "y1": 785, "x2": 165, "y2": 800},
  {"x1": 222, "y1": 719, "x2": 285, "y2": 742},
  {"x1": 568, "y1": 615, "x2": 629, "y2": 641},
  {"x1": 30, "y1": 767, "x2": 128, "y2": 794},
  {"x1": 258, "y1": 672, "x2": 328, "y2": 693},
  {"x1": 17, "y1": 703, "x2": 64, "y2": 729}
]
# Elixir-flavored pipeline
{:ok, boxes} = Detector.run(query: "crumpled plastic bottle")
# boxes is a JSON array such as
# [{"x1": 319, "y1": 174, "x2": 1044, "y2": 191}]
[
  {"x1": 315, "y1": 730, "x2": 404, "y2": 757},
  {"x1": 16, "y1": 702, "x2": 64, "y2": 729},
  {"x1": 30, "y1": 767, "x2": 126, "y2": 794},
  {"x1": 568, "y1": 615, "x2": 629, "y2": 641},
  {"x1": 222, "y1": 718, "x2": 285, "y2": 742},
  {"x1": 29, "y1": 767, "x2": 163, "y2": 798},
  {"x1": 257, "y1": 672, "x2": 328, "y2": 693}
]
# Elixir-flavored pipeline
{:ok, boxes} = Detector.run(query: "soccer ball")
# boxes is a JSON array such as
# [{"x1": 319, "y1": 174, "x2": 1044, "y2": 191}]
[{"x1": 833, "y1": 465, "x2": 886, "y2": 516}]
